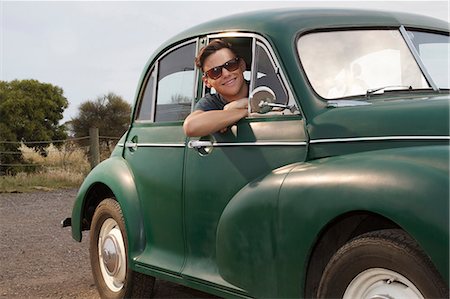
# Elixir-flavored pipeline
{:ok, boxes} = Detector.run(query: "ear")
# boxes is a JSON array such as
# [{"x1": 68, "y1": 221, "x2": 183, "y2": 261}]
[{"x1": 202, "y1": 76, "x2": 212, "y2": 88}]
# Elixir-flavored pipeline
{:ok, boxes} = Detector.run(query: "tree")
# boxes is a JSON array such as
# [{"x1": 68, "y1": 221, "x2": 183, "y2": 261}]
[
  {"x1": 70, "y1": 93, "x2": 131, "y2": 153},
  {"x1": 0, "y1": 79, "x2": 68, "y2": 174}
]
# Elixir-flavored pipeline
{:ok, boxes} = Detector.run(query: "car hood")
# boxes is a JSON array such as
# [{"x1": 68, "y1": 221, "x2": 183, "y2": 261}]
[{"x1": 308, "y1": 93, "x2": 450, "y2": 140}]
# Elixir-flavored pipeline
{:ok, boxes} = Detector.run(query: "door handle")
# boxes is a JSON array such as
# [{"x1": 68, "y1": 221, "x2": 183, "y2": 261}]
[
  {"x1": 188, "y1": 140, "x2": 213, "y2": 149},
  {"x1": 125, "y1": 141, "x2": 138, "y2": 151},
  {"x1": 188, "y1": 140, "x2": 213, "y2": 156}
]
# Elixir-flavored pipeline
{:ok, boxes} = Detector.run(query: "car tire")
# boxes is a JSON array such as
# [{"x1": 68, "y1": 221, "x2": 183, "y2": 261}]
[
  {"x1": 316, "y1": 229, "x2": 448, "y2": 299},
  {"x1": 90, "y1": 198, "x2": 155, "y2": 299}
]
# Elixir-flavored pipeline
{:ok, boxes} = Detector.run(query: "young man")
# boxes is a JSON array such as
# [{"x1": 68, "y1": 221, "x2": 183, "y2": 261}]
[{"x1": 183, "y1": 40, "x2": 249, "y2": 137}]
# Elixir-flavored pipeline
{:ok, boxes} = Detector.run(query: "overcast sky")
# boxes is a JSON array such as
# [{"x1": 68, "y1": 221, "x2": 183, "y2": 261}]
[{"x1": 1, "y1": 1, "x2": 449, "y2": 123}]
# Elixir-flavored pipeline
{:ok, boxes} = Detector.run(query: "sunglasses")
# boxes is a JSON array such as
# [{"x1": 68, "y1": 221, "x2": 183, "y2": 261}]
[{"x1": 203, "y1": 57, "x2": 240, "y2": 80}]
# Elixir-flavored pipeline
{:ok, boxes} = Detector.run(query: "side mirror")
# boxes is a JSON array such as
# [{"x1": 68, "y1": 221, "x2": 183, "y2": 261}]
[{"x1": 249, "y1": 86, "x2": 276, "y2": 114}]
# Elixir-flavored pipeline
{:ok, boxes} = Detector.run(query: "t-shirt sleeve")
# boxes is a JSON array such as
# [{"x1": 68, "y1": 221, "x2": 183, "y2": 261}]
[
  {"x1": 194, "y1": 94, "x2": 225, "y2": 111},
  {"x1": 194, "y1": 97, "x2": 213, "y2": 111}
]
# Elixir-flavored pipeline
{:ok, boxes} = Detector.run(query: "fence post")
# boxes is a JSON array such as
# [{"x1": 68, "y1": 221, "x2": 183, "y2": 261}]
[{"x1": 89, "y1": 127, "x2": 100, "y2": 169}]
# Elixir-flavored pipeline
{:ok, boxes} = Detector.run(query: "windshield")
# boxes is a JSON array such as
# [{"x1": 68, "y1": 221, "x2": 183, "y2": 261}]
[{"x1": 297, "y1": 29, "x2": 449, "y2": 99}]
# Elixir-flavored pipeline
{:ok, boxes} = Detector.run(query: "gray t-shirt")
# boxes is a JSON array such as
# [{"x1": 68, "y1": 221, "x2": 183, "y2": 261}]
[{"x1": 194, "y1": 93, "x2": 228, "y2": 111}]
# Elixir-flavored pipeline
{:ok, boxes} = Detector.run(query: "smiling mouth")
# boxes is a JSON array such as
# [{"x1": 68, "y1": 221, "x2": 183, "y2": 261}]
[{"x1": 223, "y1": 78, "x2": 236, "y2": 86}]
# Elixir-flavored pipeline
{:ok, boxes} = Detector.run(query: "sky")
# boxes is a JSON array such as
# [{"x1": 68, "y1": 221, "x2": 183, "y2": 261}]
[{"x1": 1, "y1": 1, "x2": 449, "y2": 124}]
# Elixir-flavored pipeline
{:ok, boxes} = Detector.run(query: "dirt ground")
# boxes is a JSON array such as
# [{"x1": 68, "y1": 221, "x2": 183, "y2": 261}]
[{"x1": 0, "y1": 189, "x2": 216, "y2": 298}]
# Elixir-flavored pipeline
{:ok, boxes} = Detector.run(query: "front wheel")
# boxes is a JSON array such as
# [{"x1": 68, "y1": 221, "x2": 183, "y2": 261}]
[
  {"x1": 317, "y1": 229, "x2": 448, "y2": 299},
  {"x1": 90, "y1": 198, "x2": 155, "y2": 298}
]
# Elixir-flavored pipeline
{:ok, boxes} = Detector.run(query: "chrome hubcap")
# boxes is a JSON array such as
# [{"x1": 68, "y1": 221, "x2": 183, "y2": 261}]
[
  {"x1": 102, "y1": 235, "x2": 120, "y2": 276},
  {"x1": 344, "y1": 268, "x2": 424, "y2": 299},
  {"x1": 98, "y1": 218, "x2": 126, "y2": 292}
]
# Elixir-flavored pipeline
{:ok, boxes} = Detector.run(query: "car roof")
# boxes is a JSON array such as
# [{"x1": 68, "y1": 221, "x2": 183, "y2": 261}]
[
  {"x1": 169, "y1": 8, "x2": 448, "y2": 47},
  {"x1": 135, "y1": 8, "x2": 448, "y2": 105},
  {"x1": 144, "y1": 8, "x2": 448, "y2": 67}
]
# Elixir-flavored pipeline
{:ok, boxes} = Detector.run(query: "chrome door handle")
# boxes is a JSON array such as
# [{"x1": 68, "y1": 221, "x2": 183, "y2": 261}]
[
  {"x1": 188, "y1": 140, "x2": 213, "y2": 149},
  {"x1": 188, "y1": 140, "x2": 213, "y2": 156},
  {"x1": 125, "y1": 141, "x2": 138, "y2": 151}
]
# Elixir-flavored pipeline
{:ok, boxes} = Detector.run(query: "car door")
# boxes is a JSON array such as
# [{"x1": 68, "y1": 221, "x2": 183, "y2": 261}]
[
  {"x1": 123, "y1": 40, "x2": 197, "y2": 274},
  {"x1": 181, "y1": 35, "x2": 308, "y2": 291}
]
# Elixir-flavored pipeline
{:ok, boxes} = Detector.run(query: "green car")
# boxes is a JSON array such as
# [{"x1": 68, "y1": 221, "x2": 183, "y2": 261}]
[{"x1": 65, "y1": 8, "x2": 449, "y2": 299}]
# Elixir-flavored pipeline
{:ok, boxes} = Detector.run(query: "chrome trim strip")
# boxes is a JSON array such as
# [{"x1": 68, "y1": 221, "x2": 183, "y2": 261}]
[
  {"x1": 310, "y1": 136, "x2": 450, "y2": 144},
  {"x1": 138, "y1": 143, "x2": 185, "y2": 147},
  {"x1": 119, "y1": 141, "x2": 307, "y2": 147},
  {"x1": 212, "y1": 141, "x2": 307, "y2": 147}
]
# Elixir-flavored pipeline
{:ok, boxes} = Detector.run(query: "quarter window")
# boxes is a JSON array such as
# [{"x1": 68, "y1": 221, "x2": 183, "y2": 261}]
[
  {"x1": 407, "y1": 30, "x2": 450, "y2": 89},
  {"x1": 155, "y1": 42, "x2": 196, "y2": 122},
  {"x1": 254, "y1": 42, "x2": 289, "y2": 105},
  {"x1": 135, "y1": 70, "x2": 155, "y2": 121}
]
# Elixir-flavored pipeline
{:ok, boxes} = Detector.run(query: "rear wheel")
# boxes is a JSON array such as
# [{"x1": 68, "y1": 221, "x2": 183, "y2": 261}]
[
  {"x1": 317, "y1": 229, "x2": 448, "y2": 299},
  {"x1": 90, "y1": 198, "x2": 155, "y2": 298}
]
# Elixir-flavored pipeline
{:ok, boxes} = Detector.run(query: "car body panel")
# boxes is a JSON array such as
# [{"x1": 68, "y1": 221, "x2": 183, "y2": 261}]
[
  {"x1": 308, "y1": 95, "x2": 450, "y2": 158},
  {"x1": 182, "y1": 117, "x2": 307, "y2": 290},
  {"x1": 124, "y1": 124, "x2": 186, "y2": 274},
  {"x1": 217, "y1": 145, "x2": 449, "y2": 297}
]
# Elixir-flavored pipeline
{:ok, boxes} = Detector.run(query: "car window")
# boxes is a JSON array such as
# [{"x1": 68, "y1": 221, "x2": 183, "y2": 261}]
[
  {"x1": 407, "y1": 30, "x2": 450, "y2": 89},
  {"x1": 135, "y1": 70, "x2": 155, "y2": 121},
  {"x1": 254, "y1": 41, "x2": 289, "y2": 105},
  {"x1": 155, "y1": 41, "x2": 196, "y2": 122}
]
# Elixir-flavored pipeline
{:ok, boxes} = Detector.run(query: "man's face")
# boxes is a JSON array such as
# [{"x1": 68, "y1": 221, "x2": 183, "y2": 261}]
[{"x1": 203, "y1": 48, "x2": 246, "y2": 102}]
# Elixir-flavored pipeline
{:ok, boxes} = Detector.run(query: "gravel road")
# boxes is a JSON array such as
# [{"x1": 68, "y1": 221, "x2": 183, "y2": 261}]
[{"x1": 0, "y1": 189, "x2": 217, "y2": 298}]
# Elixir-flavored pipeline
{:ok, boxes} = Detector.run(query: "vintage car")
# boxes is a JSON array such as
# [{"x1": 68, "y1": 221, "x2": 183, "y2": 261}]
[{"x1": 64, "y1": 8, "x2": 449, "y2": 299}]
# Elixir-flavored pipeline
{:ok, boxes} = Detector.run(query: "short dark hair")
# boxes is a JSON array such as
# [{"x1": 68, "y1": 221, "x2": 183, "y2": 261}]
[{"x1": 195, "y1": 39, "x2": 238, "y2": 71}]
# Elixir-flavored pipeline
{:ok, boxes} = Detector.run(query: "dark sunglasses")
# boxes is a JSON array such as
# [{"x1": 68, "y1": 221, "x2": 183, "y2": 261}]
[{"x1": 203, "y1": 57, "x2": 240, "y2": 80}]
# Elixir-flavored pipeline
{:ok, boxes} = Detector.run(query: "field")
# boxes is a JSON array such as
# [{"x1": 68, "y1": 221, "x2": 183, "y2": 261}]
[{"x1": 0, "y1": 143, "x2": 90, "y2": 193}]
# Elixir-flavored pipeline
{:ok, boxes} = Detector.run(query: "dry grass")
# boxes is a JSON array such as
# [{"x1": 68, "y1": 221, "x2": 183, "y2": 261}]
[{"x1": 0, "y1": 143, "x2": 90, "y2": 193}]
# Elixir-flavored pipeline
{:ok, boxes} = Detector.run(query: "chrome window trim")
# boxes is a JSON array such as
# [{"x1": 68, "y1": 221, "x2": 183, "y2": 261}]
[{"x1": 310, "y1": 136, "x2": 450, "y2": 144}]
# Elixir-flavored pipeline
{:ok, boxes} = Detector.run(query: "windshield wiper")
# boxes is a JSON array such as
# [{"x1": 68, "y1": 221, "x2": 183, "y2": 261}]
[{"x1": 366, "y1": 85, "x2": 412, "y2": 99}]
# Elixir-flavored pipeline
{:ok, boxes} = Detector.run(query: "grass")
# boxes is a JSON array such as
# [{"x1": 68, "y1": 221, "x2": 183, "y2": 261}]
[{"x1": 0, "y1": 143, "x2": 90, "y2": 193}]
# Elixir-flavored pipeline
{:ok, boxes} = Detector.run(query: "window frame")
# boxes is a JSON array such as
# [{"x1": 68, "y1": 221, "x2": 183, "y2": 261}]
[
  {"x1": 201, "y1": 32, "x2": 298, "y2": 117},
  {"x1": 134, "y1": 38, "x2": 199, "y2": 124}
]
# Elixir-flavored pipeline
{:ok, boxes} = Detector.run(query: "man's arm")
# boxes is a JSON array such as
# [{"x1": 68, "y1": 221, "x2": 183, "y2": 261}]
[{"x1": 183, "y1": 108, "x2": 247, "y2": 137}]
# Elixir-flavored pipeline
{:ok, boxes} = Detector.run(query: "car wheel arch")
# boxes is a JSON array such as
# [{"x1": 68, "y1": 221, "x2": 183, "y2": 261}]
[
  {"x1": 304, "y1": 211, "x2": 412, "y2": 298},
  {"x1": 81, "y1": 182, "x2": 115, "y2": 230},
  {"x1": 72, "y1": 157, "x2": 147, "y2": 256},
  {"x1": 80, "y1": 181, "x2": 147, "y2": 257}
]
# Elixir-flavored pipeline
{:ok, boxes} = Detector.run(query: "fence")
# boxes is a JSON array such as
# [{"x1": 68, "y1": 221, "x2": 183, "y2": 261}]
[{"x1": 0, "y1": 128, "x2": 120, "y2": 175}]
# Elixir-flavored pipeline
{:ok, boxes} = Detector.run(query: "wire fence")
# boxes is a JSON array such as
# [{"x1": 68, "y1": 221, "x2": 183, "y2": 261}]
[{"x1": 0, "y1": 128, "x2": 121, "y2": 175}]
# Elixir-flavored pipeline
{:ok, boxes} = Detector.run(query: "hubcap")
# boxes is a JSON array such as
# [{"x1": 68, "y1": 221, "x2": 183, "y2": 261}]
[
  {"x1": 102, "y1": 235, "x2": 120, "y2": 275},
  {"x1": 98, "y1": 218, "x2": 127, "y2": 292},
  {"x1": 343, "y1": 268, "x2": 424, "y2": 299}
]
